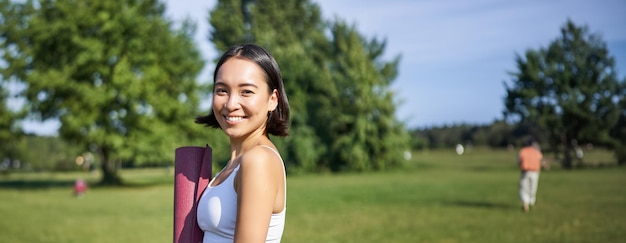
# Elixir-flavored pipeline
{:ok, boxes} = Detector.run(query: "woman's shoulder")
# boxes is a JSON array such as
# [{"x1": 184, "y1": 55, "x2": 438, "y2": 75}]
[
  {"x1": 239, "y1": 145, "x2": 283, "y2": 169},
  {"x1": 237, "y1": 145, "x2": 284, "y2": 188}
]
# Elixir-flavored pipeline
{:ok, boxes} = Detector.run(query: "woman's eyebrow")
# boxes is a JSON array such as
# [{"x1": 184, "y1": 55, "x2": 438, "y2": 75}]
[
  {"x1": 214, "y1": 81, "x2": 259, "y2": 88},
  {"x1": 214, "y1": 81, "x2": 227, "y2": 87},
  {"x1": 238, "y1": 83, "x2": 259, "y2": 88},
  {"x1": 214, "y1": 81, "x2": 261, "y2": 90}
]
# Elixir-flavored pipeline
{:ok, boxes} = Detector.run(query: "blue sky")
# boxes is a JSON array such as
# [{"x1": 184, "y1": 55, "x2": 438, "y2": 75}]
[
  {"x1": 319, "y1": 0, "x2": 626, "y2": 128},
  {"x1": 165, "y1": 0, "x2": 626, "y2": 128},
  {"x1": 21, "y1": 0, "x2": 626, "y2": 135}
]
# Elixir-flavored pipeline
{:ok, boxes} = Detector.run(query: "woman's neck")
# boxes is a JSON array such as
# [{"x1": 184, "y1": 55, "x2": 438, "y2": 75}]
[{"x1": 229, "y1": 130, "x2": 268, "y2": 160}]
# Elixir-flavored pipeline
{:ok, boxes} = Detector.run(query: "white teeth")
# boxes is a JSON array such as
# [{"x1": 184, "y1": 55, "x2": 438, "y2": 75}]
[{"x1": 225, "y1": 116, "x2": 243, "y2": 121}]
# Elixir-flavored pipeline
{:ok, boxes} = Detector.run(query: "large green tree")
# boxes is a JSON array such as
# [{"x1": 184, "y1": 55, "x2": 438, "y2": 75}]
[
  {"x1": 208, "y1": 0, "x2": 410, "y2": 172},
  {"x1": 323, "y1": 20, "x2": 409, "y2": 171},
  {"x1": 0, "y1": 0, "x2": 208, "y2": 184},
  {"x1": 504, "y1": 20, "x2": 626, "y2": 168}
]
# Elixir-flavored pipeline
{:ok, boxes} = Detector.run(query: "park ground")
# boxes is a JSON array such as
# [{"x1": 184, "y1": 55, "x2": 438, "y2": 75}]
[{"x1": 0, "y1": 148, "x2": 624, "y2": 243}]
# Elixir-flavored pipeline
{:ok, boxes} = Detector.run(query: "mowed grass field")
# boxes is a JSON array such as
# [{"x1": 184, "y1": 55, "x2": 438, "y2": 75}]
[{"x1": 1, "y1": 148, "x2": 624, "y2": 243}]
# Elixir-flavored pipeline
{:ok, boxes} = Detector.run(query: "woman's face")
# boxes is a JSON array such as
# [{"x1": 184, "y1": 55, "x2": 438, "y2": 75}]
[{"x1": 212, "y1": 57, "x2": 278, "y2": 139}]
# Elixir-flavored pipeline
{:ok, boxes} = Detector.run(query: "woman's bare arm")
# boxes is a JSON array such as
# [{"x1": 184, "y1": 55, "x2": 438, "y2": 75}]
[{"x1": 234, "y1": 147, "x2": 282, "y2": 243}]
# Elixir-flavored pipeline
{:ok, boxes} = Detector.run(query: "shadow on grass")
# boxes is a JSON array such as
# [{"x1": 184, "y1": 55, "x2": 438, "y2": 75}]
[
  {"x1": 100, "y1": 178, "x2": 174, "y2": 189},
  {"x1": 0, "y1": 177, "x2": 173, "y2": 190},
  {"x1": 0, "y1": 179, "x2": 75, "y2": 190},
  {"x1": 446, "y1": 200, "x2": 514, "y2": 209}
]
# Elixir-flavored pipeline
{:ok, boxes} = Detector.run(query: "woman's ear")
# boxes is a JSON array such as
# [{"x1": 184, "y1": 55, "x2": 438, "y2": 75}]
[{"x1": 269, "y1": 89, "x2": 279, "y2": 111}]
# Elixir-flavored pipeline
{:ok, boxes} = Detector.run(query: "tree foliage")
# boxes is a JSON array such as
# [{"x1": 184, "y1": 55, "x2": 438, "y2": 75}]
[
  {"x1": 504, "y1": 20, "x2": 626, "y2": 168},
  {"x1": 0, "y1": 82, "x2": 23, "y2": 163},
  {"x1": 610, "y1": 98, "x2": 626, "y2": 165},
  {"x1": 208, "y1": 0, "x2": 410, "y2": 172},
  {"x1": 0, "y1": 0, "x2": 208, "y2": 184}
]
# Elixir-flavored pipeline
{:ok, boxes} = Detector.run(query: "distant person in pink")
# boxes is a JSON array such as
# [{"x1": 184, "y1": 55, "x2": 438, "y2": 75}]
[
  {"x1": 74, "y1": 178, "x2": 87, "y2": 197},
  {"x1": 518, "y1": 138, "x2": 543, "y2": 212}
]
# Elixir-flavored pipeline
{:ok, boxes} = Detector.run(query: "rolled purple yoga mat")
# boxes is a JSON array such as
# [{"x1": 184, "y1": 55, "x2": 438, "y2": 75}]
[{"x1": 174, "y1": 145, "x2": 212, "y2": 243}]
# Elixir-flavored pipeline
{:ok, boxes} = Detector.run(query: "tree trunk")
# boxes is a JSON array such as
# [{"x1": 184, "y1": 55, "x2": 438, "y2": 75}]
[
  {"x1": 561, "y1": 133, "x2": 573, "y2": 169},
  {"x1": 616, "y1": 145, "x2": 626, "y2": 166},
  {"x1": 562, "y1": 147, "x2": 573, "y2": 169},
  {"x1": 98, "y1": 146, "x2": 123, "y2": 185}
]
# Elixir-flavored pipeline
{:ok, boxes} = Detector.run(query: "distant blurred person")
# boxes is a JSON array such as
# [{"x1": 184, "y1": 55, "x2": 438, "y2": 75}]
[
  {"x1": 518, "y1": 138, "x2": 543, "y2": 212},
  {"x1": 74, "y1": 178, "x2": 88, "y2": 198}
]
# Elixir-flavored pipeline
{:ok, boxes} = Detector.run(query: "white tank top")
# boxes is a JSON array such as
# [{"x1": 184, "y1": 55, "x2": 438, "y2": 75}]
[{"x1": 197, "y1": 145, "x2": 286, "y2": 243}]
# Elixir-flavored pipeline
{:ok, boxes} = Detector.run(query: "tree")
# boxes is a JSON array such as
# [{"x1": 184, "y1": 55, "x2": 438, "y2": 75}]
[
  {"x1": 0, "y1": 43, "x2": 26, "y2": 168},
  {"x1": 0, "y1": 0, "x2": 207, "y2": 184},
  {"x1": 324, "y1": 20, "x2": 409, "y2": 171},
  {"x1": 0, "y1": 81, "x2": 24, "y2": 166},
  {"x1": 208, "y1": 0, "x2": 410, "y2": 172},
  {"x1": 504, "y1": 20, "x2": 625, "y2": 168},
  {"x1": 610, "y1": 96, "x2": 626, "y2": 165}
]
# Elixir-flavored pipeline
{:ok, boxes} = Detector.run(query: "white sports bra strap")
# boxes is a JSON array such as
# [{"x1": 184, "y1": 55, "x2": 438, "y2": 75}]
[{"x1": 258, "y1": 145, "x2": 283, "y2": 161}]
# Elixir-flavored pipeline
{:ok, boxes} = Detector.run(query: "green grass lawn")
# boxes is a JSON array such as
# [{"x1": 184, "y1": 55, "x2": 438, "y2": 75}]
[{"x1": 1, "y1": 148, "x2": 624, "y2": 242}]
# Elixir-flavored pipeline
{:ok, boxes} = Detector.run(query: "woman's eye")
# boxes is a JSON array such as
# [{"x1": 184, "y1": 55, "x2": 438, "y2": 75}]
[
  {"x1": 214, "y1": 88, "x2": 227, "y2": 94},
  {"x1": 242, "y1": 90, "x2": 254, "y2": 95}
]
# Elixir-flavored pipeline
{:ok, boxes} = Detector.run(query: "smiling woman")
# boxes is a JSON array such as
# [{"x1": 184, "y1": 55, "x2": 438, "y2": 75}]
[
  {"x1": 194, "y1": 44, "x2": 290, "y2": 243},
  {"x1": 196, "y1": 45, "x2": 289, "y2": 137}
]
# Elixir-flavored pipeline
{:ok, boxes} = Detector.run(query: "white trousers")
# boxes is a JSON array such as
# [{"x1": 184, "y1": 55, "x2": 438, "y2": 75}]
[{"x1": 519, "y1": 171, "x2": 540, "y2": 206}]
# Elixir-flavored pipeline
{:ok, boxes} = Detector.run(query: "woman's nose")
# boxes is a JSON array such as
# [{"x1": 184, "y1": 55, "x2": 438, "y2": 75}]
[{"x1": 225, "y1": 94, "x2": 241, "y2": 110}]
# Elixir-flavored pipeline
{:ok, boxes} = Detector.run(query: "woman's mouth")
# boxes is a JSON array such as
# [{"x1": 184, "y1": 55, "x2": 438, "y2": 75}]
[{"x1": 224, "y1": 115, "x2": 245, "y2": 122}]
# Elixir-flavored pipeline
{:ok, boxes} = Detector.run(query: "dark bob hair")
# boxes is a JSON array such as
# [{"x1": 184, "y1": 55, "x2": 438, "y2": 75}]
[{"x1": 195, "y1": 44, "x2": 290, "y2": 136}]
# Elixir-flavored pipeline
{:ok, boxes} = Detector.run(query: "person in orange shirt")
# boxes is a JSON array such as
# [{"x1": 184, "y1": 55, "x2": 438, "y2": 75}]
[{"x1": 518, "y1": 138, "x2": 543, "y2": 212}]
